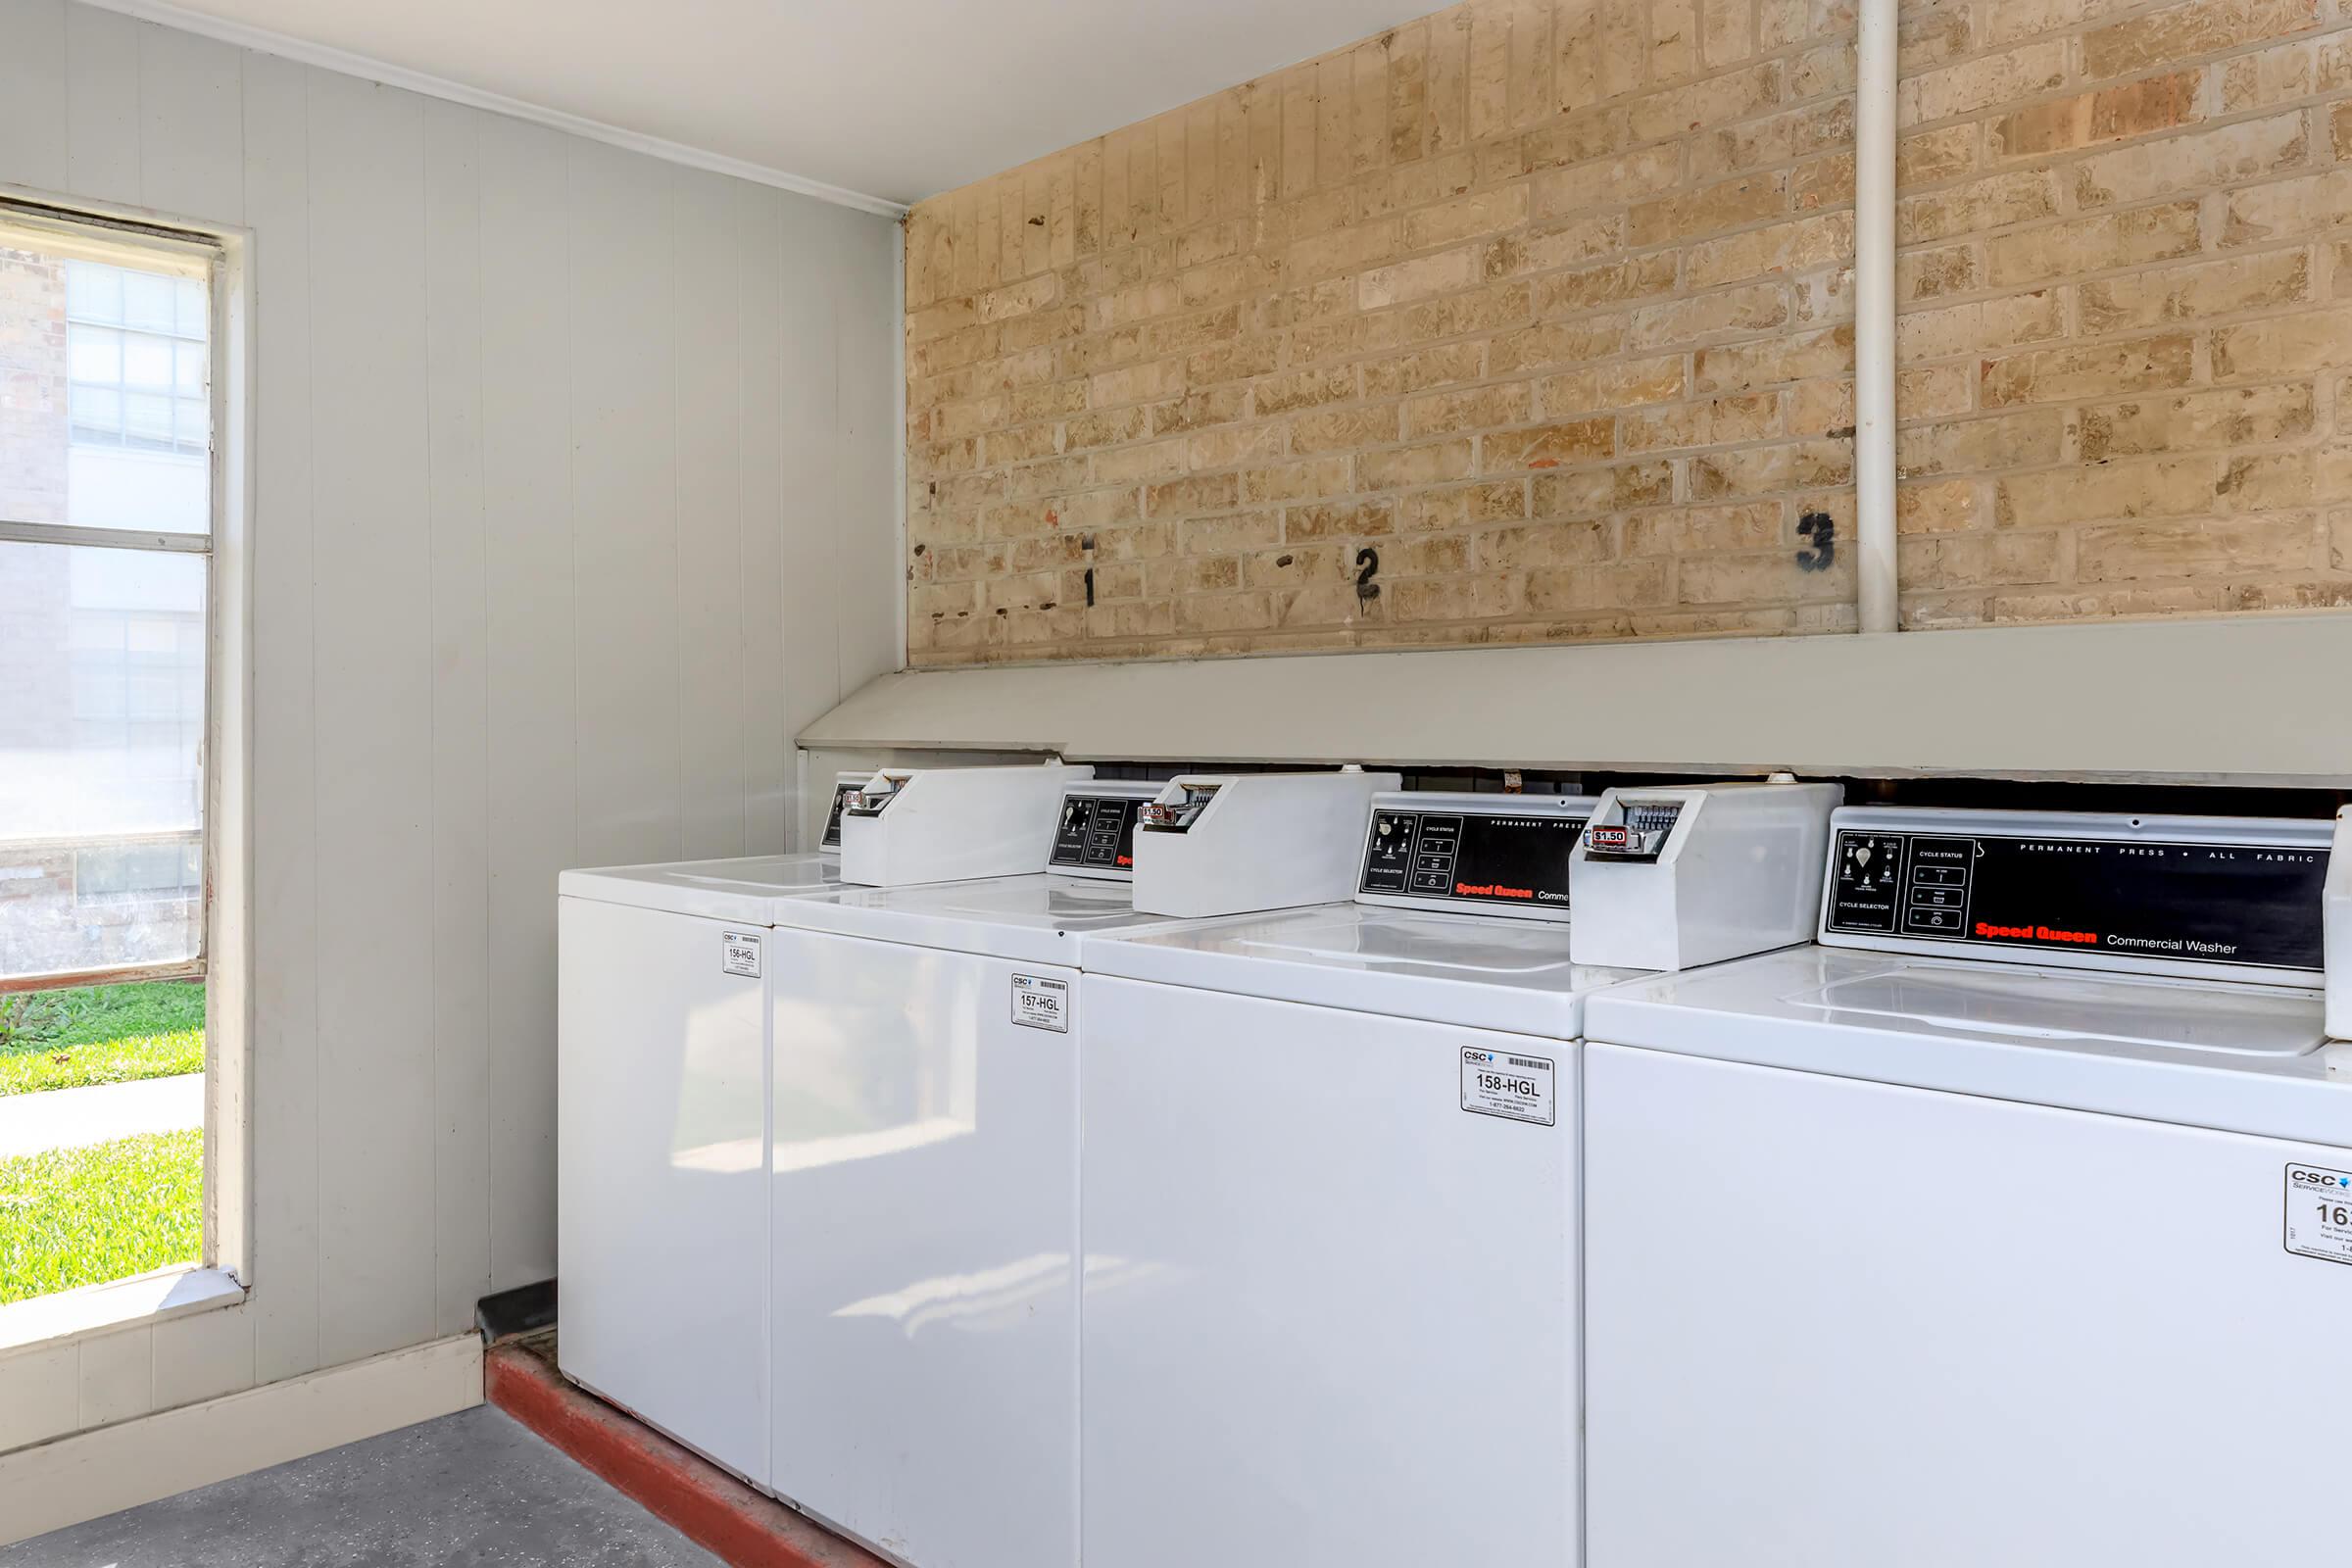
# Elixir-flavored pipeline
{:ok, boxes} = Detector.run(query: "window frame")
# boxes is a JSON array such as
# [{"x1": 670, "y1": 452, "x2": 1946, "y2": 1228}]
[{"x1": 0, "y1": 200, "x2": 224, "y2": 995}]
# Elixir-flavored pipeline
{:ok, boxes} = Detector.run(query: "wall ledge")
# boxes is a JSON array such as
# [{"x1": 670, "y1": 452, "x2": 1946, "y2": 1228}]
[{"x1": 805, "y1": 613, "x2": 2352, "y2": 786}]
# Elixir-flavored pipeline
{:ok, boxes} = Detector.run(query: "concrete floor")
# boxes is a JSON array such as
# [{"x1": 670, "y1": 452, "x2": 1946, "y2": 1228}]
[{"x1": 0, "y1": 1406, "x2": 720, "y2": 1567}]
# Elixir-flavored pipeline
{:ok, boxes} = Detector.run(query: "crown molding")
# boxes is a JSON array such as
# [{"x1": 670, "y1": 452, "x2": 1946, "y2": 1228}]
[{"x1": 77, "y1": 0, "x2": 910, "y2": 218}]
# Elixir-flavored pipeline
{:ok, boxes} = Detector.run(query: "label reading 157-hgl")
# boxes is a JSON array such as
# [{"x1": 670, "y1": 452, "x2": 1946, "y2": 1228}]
[
  {"x1": 1461, "y1": 1048, "x2": 1555, "y2": 1127},
  {"x1": 1010, "y1": 973, "x2": 1069, "y2": 1033},
  {"x1": 2285, "y1": 1164, "x2": 2352, "y2": 1265}
]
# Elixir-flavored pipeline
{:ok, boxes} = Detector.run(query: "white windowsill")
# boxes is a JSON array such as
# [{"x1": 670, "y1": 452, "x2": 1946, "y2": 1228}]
[{"x1": 0, "y1": 1265, "x2": 244, "y2": 1357}]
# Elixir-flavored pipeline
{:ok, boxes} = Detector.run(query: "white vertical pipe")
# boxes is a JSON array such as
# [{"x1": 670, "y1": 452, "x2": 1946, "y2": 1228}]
[{"x1": 1854, "y1": 0, "x2": 1899, "y2": 634}]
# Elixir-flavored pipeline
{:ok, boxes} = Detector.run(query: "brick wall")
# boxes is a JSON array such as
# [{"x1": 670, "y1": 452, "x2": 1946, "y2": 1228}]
[
  {"x1": 0, "y1": 245, "x2": 68, "y2": 527},
  {"x1": 904, "y1": 0, "x2": 2352, "y2": 665}
]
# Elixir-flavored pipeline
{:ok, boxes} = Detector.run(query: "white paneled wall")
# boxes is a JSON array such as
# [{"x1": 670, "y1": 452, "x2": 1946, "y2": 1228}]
[{"x1": 0, "y1": 0, "x2": 900, "y2": 1449}]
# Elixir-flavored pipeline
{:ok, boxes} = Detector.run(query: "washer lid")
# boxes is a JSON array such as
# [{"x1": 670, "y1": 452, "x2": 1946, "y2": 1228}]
[
  {"x1": 1585, "y1": 946, "x2": 2346, "y2": 1146},
  {"x1": 769, "y1": 871, "x2": 1196, "y2": 966},
  {"x1": 1079, "y1": 904, "x2": 1647, "y2": 1038},
  {"x1": 557, "y1": 853, "x2": 841, "y2": 924}
]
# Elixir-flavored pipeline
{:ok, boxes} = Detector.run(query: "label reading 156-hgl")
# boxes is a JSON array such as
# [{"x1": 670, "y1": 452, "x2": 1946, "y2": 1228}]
[
  {"x1": 720, "y1": 930, "x2": 761, "y2": 978},
  {"x1": 1010, "y1": 973, "x2": 1069, "y2": 1033},
  {"x1": 2285, "y1": 1164, "x2": 2352, "y2": 1265},
  {"x1": 1461, "y1": 1048, "x2": 1555, "y2": 1126}
]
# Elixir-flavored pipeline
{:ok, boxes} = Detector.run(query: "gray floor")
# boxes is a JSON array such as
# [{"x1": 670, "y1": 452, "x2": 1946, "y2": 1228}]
[{"x1": 2, "y1": 1406, "x2": 721, "y2": 1567}]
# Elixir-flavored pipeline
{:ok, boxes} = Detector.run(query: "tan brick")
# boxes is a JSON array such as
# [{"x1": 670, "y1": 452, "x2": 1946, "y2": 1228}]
[
  {"x1": 1898, "y1": 479, "x2": 1982, "y2": 535},
  {"x1": 1531, "y1": 147, "x2": 1683, "y2": 219},
  {"x1": 1896, "y1": 243, "x2": 1981, "y2": 303},
  {"x1": 1903, "y1": 532, "x2": 2065, "y2": 591},
  {"x1": 1984, "y1": 202, "x2": 2204, "y2": 286},
  {"x1": 1401, "y1": 280, "x2": 1536, "y2": 342},
  {"x1": 1989, "y1": 70, "x2": 2202, "y2": 160},
  {"x1": 1534, "y1": 460, "x2": 1678, "y2": 514},
  {"x1": 1360, "y1": 438, "x2": 1476, "y2": 490},
  {"x1": 2221, "y1": 170, "x2": 2352, "y2": 247},
  {"x1": 1242, "y1": 458, "x2": 1355, "y2": 503},
  {"x1": 2082, "y1": 0, "x2": 2319, "y2": 80},
  {"x1": 1187, "y1": 422, "x2": 1287, "y2": 469},
  {"x1": 2072, "y1": 113, "x2": 2309, "y2": 209},
  {"x1": 1688, "y1": 212, "x2": 1855, "y2": 290},
  {"x1": 1402, "y1": 186, "x2": 1532, "y2": 251},
  {"x1": 1292, "y1": 405, "x2": 1401, "y2": 453},
  {"x1": 1695, "y1": 324, "x2": 1854, "y2": 392},
  {"x1": 1404, "y1": 382, "x2": 1535, "y2": 437},
  {"x1": 1145, "y1": 472, "x2": 1241, "y2": 515},
  {"x1": 1995, "y1": 458, "x2": 2229, "y2": 525},
  {"x1": 1621, "y1": 394, "x2": 1783, "y2": 452},
  {"x1": 1690, "y1": 439, "x2": 1852, "y2": 497},
  {"x1": 1628, "y1": 174, "x2": 1789, "y2": 249},
  {"x1": 2079, "y1": 250, "x2": 2310, "y2": 334},
  {"x1": 1623, "y1": 502, "x2": 1782, "y2": 554},
  {"x1": 1981, "y1": 333, "x2": 2196, "y2": 407},
  {"x1": 2076, "y1": 514, "x2": 2321, "y2": 579},
  {"x1": 1286, "y1": 500, "x2": 1397, "y2": 540},
  {"x1": 1901, "y1": 42, "x2": 2070, "y2": 126},
  {"x1": 1630, "y1": 283, "x2": 1790, "y2": 350},
  {"x1": 1525, "y1": 561, "x2": 1674, "y2": 611},
  {"x1": 1358, "y1": 246, "x2": 1482, "y2": 309},
  {"x1": 2214, "y1": 305, "x2": 2352, "y2": 378},
  {"x1": 1484, "y1": 417, "x2": 1618, "y2": 472},
  {"x1": 1389, "y1": 573, "x2": 1528, "y2": 621},
  {"x1": 1897, "y1": 410, "x2": 2067, "y2": 477},
  {"x1": 2081, "y1": 383, "x2": 2316, "y2": 459},
  {"x1": 1898, "y1": 290, "x2": 2067, "y2": 363},
  {"x1": 1678, "y1": 551, "x2": 1846, "y2": 605},
  {"x1": 1895, "y1": 171, "x2": 2061, "y2": 245},
  {"x1": 1474, "y1": 517, "x2": 1615, "y2": 568},
  {"x1": 1362, "y1": 342, "x2": 1488, "y2": 399},
  {"x1": 1540, "y1": 356, "x2": 1690, "y2": 415},
  {"x1": 1253, "y1": 366, "x2": 1360, "y2": 415},
  {"x1": 901, "y1": 0, "x2": 2352, "y2": 664},
  {"x1": 1482, "y1": 215, "x2": 1626, "y2": 279},
  {"x1": 1535, "y1": 255, "x2": 1681, "y2": 317},
  {"x1": 1175, "y1": 591, "x2": 1280, "y2": 632}
]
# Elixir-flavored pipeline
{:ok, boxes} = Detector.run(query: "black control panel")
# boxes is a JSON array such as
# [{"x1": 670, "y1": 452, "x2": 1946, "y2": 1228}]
[
  {"x1": 819, "y1": 780, "x2": 859, "y2": 848},
  {"x1": 1826, "y1": 828, "x2": 2329, "y2": 971},
  {"x1": 1359, "y1": 808, "x2": 1586, "y2": 911},
  {"x1": 1048, "y1": 793, "x2": 1145, "y2": 873}
]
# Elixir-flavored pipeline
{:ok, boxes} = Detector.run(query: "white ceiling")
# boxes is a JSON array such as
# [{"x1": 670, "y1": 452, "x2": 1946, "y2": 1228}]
[{"x1": 121, "y1": 0, "x2": 1436, "y2": 208}]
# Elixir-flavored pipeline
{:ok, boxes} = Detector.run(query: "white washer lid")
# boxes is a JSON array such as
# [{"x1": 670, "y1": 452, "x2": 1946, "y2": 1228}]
[
  {"x1": 557, "y1": 853, "x2": 841, "y2": 924},
  {"x1": 770, "y1": 872, "x2": 1198, "y2": 966},
  {"x1": 1079, "y1": 904, "x2": 1647, "y2": 1038},
  {"x1": 1584, "y1": 945, "x2": 2348, "y2": 1146}
]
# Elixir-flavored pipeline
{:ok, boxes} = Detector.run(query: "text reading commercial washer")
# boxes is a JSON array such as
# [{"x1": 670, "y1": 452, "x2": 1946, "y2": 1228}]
[
  {"x1": 1076, "y1": 778, "x2": 1838, "y2": 1568},
  {"x1": 1582, "y1": 805, "x2": 2347, "y2": 1568},
  {"x1": 770, "y1": 766, "x2": 1396, "y2": 1568}
]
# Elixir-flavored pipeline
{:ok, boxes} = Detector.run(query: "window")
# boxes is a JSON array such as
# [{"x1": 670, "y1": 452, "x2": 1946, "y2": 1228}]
[{"x1": 0, "y1": 208, "x2": 219, "y2": 988}]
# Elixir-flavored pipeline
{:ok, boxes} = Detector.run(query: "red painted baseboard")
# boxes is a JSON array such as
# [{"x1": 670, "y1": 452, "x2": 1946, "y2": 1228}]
[{"x1": 484, "y1": 1344, "x2": 888, "y2": 1568}]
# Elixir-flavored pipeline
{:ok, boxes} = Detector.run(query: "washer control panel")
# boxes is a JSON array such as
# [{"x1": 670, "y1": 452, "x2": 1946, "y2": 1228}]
[
  {"x1": 1823, "y1": 808, "x2": 2332, "y2": 977},
  {"x1": 819, "y1": 776, "x2": 862, "y2": 849},
  {"x1": 1047, "y1": 786, "x2": 1157, "y2": 878},
  {"x1": 1357, "y1": 794, "x2": 1596, "y2": 920}
]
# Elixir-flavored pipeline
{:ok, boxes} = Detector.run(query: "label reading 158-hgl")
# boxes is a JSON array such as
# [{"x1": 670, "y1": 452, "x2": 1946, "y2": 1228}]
[
  {"x1": 1461, "y1": 1048, "x2": 1555, "y2": 1127},
  {"x1": 2285, "y1": 1164, "x2": 2352, "y2": 1265}
]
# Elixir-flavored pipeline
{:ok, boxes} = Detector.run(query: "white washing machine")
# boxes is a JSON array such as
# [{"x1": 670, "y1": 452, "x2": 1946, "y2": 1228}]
[
  {"x1": 768, "y1": 768, "x2": 1393, "y2": 1568},
  {"x1": 1076, "y1": 785, "x2": 1836, "y2": 1568},
  {"x1": 1582, "y1": 806, "x2": 2349, "y2": 1568},
  {"x1": 556, "y1": 760, "x2": 1062, "y2": 1489},
  {"x1": 557, "y1": 850, "x2": 844, "y2": 1484}
]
